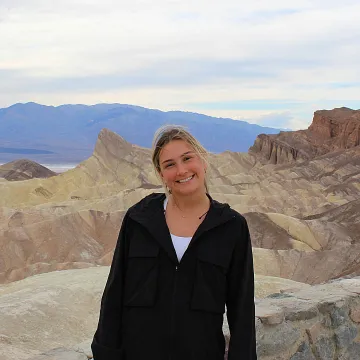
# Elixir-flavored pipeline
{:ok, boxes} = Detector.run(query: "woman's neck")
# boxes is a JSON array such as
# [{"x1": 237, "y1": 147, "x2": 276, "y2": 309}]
[{"x1": 170, "y1": 191, "x2": 209, "y2": 214}]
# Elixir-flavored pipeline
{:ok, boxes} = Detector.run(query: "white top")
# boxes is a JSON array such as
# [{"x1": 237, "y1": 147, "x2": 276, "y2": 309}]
[{"x1": 164, "y1": 197, "x2": 192, "y2": 262}]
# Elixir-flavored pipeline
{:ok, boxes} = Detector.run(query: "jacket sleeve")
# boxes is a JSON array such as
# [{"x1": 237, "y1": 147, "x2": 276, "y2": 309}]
[
  {"x1": 226, "y1": 215, "x2": 257, "y2": 360},
  {"x1": 91, "y1": 210, "x2": 131, "y2": 360}
]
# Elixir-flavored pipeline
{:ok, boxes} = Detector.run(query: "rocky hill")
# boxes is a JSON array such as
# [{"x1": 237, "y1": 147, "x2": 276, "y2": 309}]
[
  {"x1": 249, "y1": 107, "x2": 360, "y2": 164},
  {"x1": 0, "y1": 159, "x2": 57, "y2": 181}
]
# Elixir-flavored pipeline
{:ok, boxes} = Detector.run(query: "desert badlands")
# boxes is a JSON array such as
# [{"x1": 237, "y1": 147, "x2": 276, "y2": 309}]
[{"x1": 0, "y1": 108, "x2": 360, "y2": 359}]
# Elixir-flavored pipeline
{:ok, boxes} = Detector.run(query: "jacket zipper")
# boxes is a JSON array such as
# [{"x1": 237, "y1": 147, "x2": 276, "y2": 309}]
[{"x1": 169, "y1": 265, "x2": 178, "y2": 360}]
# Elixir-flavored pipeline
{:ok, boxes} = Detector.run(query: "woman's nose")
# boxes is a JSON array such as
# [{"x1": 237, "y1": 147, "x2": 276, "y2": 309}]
[{"x1": 176, "y1": 162, "x2": 186, "y2": 175}]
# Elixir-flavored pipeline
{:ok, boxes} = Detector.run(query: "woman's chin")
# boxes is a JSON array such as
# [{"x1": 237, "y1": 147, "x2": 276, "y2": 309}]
[{"x1": 172, "y1": 184, "x2": 202, "y2": 197}]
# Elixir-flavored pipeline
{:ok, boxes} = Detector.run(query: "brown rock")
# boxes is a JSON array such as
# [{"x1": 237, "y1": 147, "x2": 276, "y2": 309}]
[
  {"x1": 309, "y1": 107, "x2": 360, "y2": 149},
  {"x1": 0, "y1": 159, "x2": 57, "y2": 181},
  {"x1": 306, "y1": 321, "x2": 323, "y2": 344},
  {"x1": 249, "y1": 132, "x2": 310, "y2": 164},
  {"x1": 350, "y1": 305, "x2": 360, "y2": 323},
  {"x1": 255, "y1": 304, "x2": 284, "y2": 324},
  {"x1": 250, "y1": 107, "x2": 360, "y2": 164}
]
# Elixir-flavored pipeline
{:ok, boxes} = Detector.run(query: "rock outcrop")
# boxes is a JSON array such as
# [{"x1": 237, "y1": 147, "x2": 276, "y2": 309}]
[
  {"x1": 250, "y1": 276, "x2": 360, "y2": 360},
  {"x1": 0, "y1": 267, "x2": 310, "y2": 360},
  {"x1": 2, "y1": 268, "x2": 358, "y2": 360},
  {"x1": 0, "y1": 159, "x2": 57, "y2": 181},
  {"x1": 309, "y1": 107, "x2": 360, "y2": 150},
  {"x1": 0, "y1": 268, "x2": 107, "y2": 360},
  {"x1": 250, "y1": 107, "x2": 360, "y2": 164},
  {"x1": 249, "y1": 132, "x2": 311, "y2": 164}
]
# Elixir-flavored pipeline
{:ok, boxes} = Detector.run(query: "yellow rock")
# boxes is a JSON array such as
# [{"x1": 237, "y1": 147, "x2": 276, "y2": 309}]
[{"x1": 266, "y1": 213, "x2": 321, "y2": 251}]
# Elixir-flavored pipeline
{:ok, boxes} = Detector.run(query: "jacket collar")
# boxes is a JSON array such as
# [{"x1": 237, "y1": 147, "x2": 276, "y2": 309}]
[{"x1": 129, "y1": 193, "x2": 235, "y2": 265}]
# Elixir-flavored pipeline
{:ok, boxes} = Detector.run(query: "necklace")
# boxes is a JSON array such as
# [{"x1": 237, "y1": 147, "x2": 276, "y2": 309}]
[{"x1": 172, "y1": 196, "x2": 209, "y2": 220}]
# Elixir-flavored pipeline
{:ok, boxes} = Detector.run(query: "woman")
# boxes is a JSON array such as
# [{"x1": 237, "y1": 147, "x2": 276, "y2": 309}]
[{"x1": 91, "y1": 125, "x2": 257, "y2": 360}]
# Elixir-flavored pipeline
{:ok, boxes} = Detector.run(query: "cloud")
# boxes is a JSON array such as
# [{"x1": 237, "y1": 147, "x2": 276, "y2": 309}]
[
  {"x1": 0, "y1": 0, "x2": 360, "y2": 130},
  {"x1": 185, "y1": 100, "x2": 303, "y2": 112},
  {"x1": 248, "y1": 112, "x2": 297, "y2": 130}
]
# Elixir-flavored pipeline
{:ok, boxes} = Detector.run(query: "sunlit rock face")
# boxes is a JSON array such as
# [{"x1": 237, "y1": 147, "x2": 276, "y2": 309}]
[{"x1": 0, "y1": 268, "x2": 107, "y2": 360}]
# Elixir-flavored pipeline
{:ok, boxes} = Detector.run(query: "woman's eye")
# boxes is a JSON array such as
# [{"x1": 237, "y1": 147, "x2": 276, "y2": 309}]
[
  {"x1": 165, "y1": 163, "x2": 174, "y2": 168},
  {"x1": 184, "y1": 156, "x2": 191, "y2": 161}
]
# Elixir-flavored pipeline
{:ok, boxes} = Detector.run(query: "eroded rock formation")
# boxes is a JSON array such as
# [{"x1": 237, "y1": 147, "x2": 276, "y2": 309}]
[
  {"x1": 0, "y1": 124, "x2": 360, "y2": 284},
  {"x1": 250, "y1": 107, "x2": 360, "y2": 164}
]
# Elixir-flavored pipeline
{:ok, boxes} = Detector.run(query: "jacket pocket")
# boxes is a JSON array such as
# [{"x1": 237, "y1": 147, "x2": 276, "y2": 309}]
[
  {"x1": 190, "y1": 248, "x2": 230, "y2": 314},
  {"x1": 123, "y1": 236, "x2": 159, "y2": 307}
]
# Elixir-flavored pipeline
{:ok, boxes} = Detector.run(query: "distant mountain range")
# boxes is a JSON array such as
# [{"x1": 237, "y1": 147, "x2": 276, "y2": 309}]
[{"x1": 0, "y1": 102, "x2": 283, "y2": 163}]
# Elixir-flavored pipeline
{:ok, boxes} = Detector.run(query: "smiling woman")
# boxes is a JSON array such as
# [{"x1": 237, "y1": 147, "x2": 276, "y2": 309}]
[
  {"x1": 92, "y1": 125, "x2": 257, "y2": 360},
  {"x1": 152, "y1": 124, "x2": 210, "y2": 196},
  {"x1": 152, "y1": 126, "x2": 211, "y2": 237}
]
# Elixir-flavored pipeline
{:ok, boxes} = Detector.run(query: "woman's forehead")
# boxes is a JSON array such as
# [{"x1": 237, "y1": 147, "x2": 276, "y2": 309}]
[{"x1": 159, "y1": 140, "x2": 195, "y2": 159}]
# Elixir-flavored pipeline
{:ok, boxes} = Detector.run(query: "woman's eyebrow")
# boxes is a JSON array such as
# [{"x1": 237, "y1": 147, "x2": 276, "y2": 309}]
[{"x1": 161, "y1": 151, "x2": 194, "y2": 164}]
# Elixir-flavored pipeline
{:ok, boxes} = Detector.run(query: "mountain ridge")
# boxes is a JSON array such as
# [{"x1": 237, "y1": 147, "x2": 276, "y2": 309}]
[{"x1": 0, "y1": 102, "x2": 282, "y2": 164}]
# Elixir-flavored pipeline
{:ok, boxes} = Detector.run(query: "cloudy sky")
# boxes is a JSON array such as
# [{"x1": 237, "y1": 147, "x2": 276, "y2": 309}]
[{"x1": 1, "y1": 0, "x2": 360, "y2": 129}]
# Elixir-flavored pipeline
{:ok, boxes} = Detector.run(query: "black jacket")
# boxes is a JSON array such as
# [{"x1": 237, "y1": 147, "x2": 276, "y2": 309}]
[{"x1": 92, "y1": 193, "x2": 257, "y2": 360}]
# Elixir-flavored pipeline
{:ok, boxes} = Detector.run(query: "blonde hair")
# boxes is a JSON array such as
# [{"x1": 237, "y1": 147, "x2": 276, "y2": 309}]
[{"x1": 151, "y1": 125, "x2": 210, "y2": 194}]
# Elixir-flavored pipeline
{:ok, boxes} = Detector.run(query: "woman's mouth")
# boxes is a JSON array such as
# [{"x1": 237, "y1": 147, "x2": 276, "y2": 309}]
[{"x1": 176, "y1": 174, "x2": 195, "y2": 183}]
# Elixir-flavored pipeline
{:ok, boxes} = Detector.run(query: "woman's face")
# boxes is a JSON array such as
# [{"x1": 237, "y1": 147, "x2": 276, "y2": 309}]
[{"x1": 158, "y1": 139, "x2": 206, "y2": 197}]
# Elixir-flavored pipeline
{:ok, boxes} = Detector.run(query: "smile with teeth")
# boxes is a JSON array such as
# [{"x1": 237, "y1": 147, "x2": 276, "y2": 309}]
[{"x1": 176, "y1": 174, "x2": 195, "y2": 183}]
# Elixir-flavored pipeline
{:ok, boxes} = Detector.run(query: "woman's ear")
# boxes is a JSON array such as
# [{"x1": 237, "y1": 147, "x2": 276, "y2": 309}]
[{"x1": 203, "y1": 162, "x2": 208, "y2": 173}]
